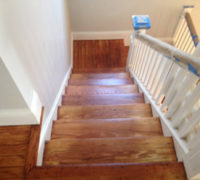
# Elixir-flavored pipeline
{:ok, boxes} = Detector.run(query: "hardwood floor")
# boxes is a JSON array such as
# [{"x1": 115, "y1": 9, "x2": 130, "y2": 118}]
[
  {"x1": 73, "y1": 40, "x2": 127, "y2": 73},
  {"x1": 0, "y1": 125, "x2": 31, "y2": 179}
]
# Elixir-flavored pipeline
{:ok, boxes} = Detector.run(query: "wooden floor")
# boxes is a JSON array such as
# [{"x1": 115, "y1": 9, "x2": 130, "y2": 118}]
[{"x1": 0, "y1": 40, "x2": 187, "y2": 180}]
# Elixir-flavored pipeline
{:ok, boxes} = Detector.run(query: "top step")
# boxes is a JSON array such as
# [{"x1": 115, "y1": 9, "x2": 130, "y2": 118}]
[
  {"x1": 71, "y1": 73, "x2": 130, "y2": 79},
  {"x1": 72, "y1": 68, "x2": 126, "y2": 73}
]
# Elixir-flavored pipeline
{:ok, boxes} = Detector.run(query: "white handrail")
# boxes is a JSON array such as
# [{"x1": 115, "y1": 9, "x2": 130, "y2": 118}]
[
  {"x1": 136, "y1": 33, "x2": 200, "y2": 75},
  {"x1": 127, "y1": 28, "x2": 200, "y2": 180}
]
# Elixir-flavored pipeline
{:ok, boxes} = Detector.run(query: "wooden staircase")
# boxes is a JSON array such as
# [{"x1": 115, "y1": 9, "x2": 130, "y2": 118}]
[{"x1": 27, "y1": 40, "x2": 186, "y2": 179}]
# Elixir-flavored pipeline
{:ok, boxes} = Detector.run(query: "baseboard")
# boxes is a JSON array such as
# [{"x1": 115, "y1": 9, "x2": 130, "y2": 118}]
[
  {"x1": 37, "y1": 65, "x2": 72, "y2": 166},
  {"x1": 72, "y1": 31, "x2": 132, "y2": 46},
  {"x1": 72, "y1": 31, "x2": 173, "y2": 47}
]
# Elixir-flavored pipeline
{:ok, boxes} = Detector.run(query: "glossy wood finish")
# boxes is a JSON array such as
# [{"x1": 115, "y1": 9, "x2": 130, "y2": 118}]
[
  {"x1": 26, "y1": 162, "x2": 186, "y2": 180},
  {"x1": 0, "y1": 125, "x2": 31, "y2": 179},
  {"x1": 69, "y1": 78, "x2": 133, "y2": 86},
  {"x1": 71, "y1": 73, "x2": 129, "y2": 79},
  {"x1": 58, "y1": 104, "x2": 153, "y2": 120},
  {"x1": 73, "y1": 40, "x2": 127, "y2": 73},
  {"x1": 66, "y1": 85, "x2": 139, "y2": 96},
  {"x1": 44, "y1": 136, "x2": 176, "y2": 165},
  {"x1": 51, "y1": 118, "x2": 162, "y2": 139},
  {"x1": 62, "y1": 94, "x2": 144, "y2": 105}
]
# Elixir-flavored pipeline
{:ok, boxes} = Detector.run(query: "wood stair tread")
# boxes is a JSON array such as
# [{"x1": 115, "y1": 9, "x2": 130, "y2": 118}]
[
  {"x1": 71, "y1": 73, "x2": 130, "y2": 79},
  {"x1": 58, "y1": 104, "x2": 153, "y2": 120},
  {"x1": 62, "y1": 93, "x2": 144, "y2": 105},
  {"x1": 26, "y1": 162, "x2": 186, "y2": 180},
  {"x1": 69, "y1": 78, "x2": 133, "y2": 86},
  {"x1": 43, "y1": 136, "x2": 177, "y2": 166},
  {"x1": 51, "y1": 117, "x2": 162, "y2": 139},
  {"x1": 72, "y1": 68, "x2": 126, "y2": 73},
  {"x1": 66, "y1": 85, "x2": 139, "y2": 96}
]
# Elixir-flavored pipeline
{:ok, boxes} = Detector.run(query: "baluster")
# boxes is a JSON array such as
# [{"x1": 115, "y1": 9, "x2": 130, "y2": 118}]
[
  {"x1": 138, "y1": 43, "x2": 149, "y2": 80},
  {"x1": 135, "y1": 42, "x2": 145, "y2": 76},
  {"x1": 155, "y1": 63, "x2": 178, "y2": 105},
  {"x1": 178, "y1": 110, "x2": 200, "y2": 138},
  {"x1": 161, "y1": 69, "x2": 186, "y2": 110},
  {"x1": 142, "y1": 48, "x2": 154, "y2": 84},
  {"x1": 146, "y1": 52, "x2": 160, "y2": 90},
  {"x1": 187, "y1": 128, "x2": 200, "y2": 149},
  {"x1": 152, "y1": 57, "x2": 172, "y2": 99},
  {"x1": 184, "y1": 36, "x2": 194, "y2": 54},
  {"x1": 148, "y1": 54, "x2": 163, "y2": 94},
  {"x1": 181, "y1": 27, "x2": 192, "y2": 52},
  {"x1": 177, "y1": 22, "x2": 188, "y2": 50},
  {"x1": 134, "y1": 41, "x2": 143, "y2": 74},
  {"x1": 175, "y1": 20, "x2": 187, "y2": 48},
  {"x1": 166, "y1": 73, "x2": 198, "y2": 118},
  {"x1": 171, "y1": 84, "x2": 200, "y2": 127},
  {"x1": 131, "y1": 39, "x2": 140, "y2": 71},
  {"x1": 139, "y1": 45, "x2": 151, "y2": 82}
]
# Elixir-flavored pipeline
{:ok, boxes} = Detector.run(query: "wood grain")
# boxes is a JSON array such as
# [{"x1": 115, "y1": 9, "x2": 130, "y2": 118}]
[
  {"x1": 71, "y1": 73, "x2": 130, "y2": 79},
  {"x1": 58, "y1": 104, "x2": 152, "y2": 120},
  {"x1": 24, "y1": 107, "x2": 44, "y2": 174},
  {"x1": 44, "y1": 136, "x2": 176, "y2": 165},
  {"x1": 66, "y1": 85, "x2": 139, "y2": 96},
  {"x1": 51, "y1": 117, "x2": 162, "y2": 139},
  {"x1": 69, "y1": 78, "x2": 133, "y2": 86},
  {"x1": 73, "y1": 40, "x2": 125, "y2": 73},
  {"x1": 26, "y1": 162, "x2": 186, "y2": 180},
  {"x1": 62, "y1": 94, "x2": 144, "y2": 106}
]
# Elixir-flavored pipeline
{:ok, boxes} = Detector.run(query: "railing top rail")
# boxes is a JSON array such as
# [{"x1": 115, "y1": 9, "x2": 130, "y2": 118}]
[{"x1": 135, "y1": 32, "x2": 200, "y2": 76}]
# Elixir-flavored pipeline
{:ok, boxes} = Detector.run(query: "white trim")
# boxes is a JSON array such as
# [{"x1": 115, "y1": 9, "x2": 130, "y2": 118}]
[
  {"x1": 37, "y1": 65, "x2": 72, "y2": 166},
  {"x1": 72, "y1": 31, "x2": 173, "y2": 46},
  {"x1": 0, "y1": 108, "x2": 40, "y2": 126},
  {"x1": 72, "y1": 31, "x2": 132, "y2": 46}
]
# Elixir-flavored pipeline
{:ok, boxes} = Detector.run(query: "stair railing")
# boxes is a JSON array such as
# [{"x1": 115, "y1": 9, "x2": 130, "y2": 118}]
[
  {"x1": 127, "y1": 15, "x2": 200, "y2": 180},
  {"x1": 173, "y1": 6, "x2": 199, "y2": 54}
]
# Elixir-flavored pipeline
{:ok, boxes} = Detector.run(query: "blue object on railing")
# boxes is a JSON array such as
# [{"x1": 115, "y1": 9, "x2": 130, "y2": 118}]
[
  {"x1": 187, "y1": 63, "x2": 200, "y2": 76},
  {"x1": 132, "y1": 15, "x2": 151, "y2": 30}
]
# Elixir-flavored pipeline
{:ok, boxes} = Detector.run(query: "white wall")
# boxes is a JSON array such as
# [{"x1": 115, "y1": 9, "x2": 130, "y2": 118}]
[
  {"x1": 68, "y1": 0, "x2": 198, "y2": 39},
  {"x1": 191, "y1": 4, "x2": 200, "y2": 38},
  {"x1": 0, "y1": 0, "x2": 72, "y2": 125}
]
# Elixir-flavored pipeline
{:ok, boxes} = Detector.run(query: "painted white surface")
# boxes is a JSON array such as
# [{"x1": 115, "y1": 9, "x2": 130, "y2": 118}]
[
  {"x1": 68, "y1": 0, "x2": 198, "y2": 39},
  {"x1": 37, "y1": 65, "x2": 72, "y2": 166},
  {"x1": 0, "y1": 0, "x2": 72, "y2": 126}
]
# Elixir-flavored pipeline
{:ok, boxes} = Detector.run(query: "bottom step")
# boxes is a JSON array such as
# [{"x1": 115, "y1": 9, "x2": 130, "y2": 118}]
[{"x1": 26, "y1": 162, "x2": 186, "y2": 180}]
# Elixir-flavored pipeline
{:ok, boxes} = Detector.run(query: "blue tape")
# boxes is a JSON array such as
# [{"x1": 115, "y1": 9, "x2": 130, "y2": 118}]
[
  {"x1": 187, "y1": 63, "x2": 200, "y2": 76},
  {"x1": 174, "y1": 56, "x2": 180, "y2": 62}
]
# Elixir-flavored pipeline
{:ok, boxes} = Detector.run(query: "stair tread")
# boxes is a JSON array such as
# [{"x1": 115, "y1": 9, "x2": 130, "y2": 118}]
[
  {"x1": 66, "y1": 85, "x2": 138, "y2": 96},
  {"x1": 51, "y1": 117, "x2": 162, "y2": 139},
  {"x1": 44, "y1": 136, "x2": 177, "y2": 166},
  {"x1": 69, "y1": 78, "x2": 133, "y2": 86},
  {"x1": 71, "y1": 73, "x2": 130, "y2": 79},
  {"x1": 27, "y1": 162, "x2": 186, "y2": 180},
  {"x1": 58, "y1": 104, "x2": 153, "y2": 120},
  {"x1": 72, "y1": 68, "x2": 126, "y2": 73},
  {"x1": 62, "y1": 93, "x2": 144, "y2": 105}
]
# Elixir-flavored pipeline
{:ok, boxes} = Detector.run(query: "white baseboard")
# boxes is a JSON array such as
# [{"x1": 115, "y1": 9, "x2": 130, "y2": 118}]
[
  {"x1": 37, "y1": 65, "x2": 72, "y2": 166},
  {"x1": 72, "y1": 31, "x2": 132, "y2": 46},
  {"x1": 72, "y1": 31, "x2": 173, "y2": 47}
]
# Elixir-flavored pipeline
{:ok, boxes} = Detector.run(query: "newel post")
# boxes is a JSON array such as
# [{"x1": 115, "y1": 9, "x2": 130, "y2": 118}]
[{"x1": 126, "y1": 15, "x2": 151, "y2": 72}]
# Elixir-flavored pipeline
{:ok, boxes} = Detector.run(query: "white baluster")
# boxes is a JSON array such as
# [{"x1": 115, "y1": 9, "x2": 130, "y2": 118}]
[
  {"x1": 155, "y1": 63, "x2": 178, "y2": 105},
  {"x1": 166, "y1": 73, "x2": 198, "y2": 118},
  {"x1": 152, "y1": 57, "x2": 172, "y2": 99},
  {"x1": 171, "y1": 84, "x2": 200, "y2": 127},
  {"x1": 161, "y1": 68, "x2": 186, "y2": 110},
  {"x1": 178, "y1": 110, "x2": 200, "y2": 138}
]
